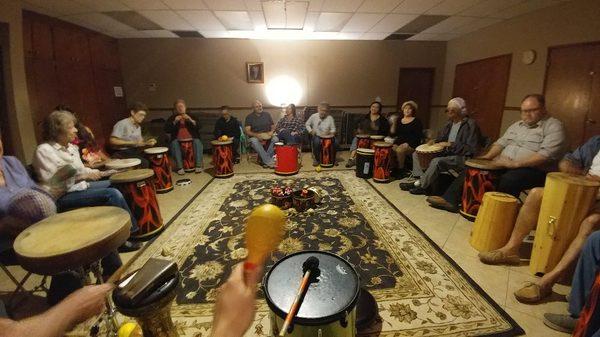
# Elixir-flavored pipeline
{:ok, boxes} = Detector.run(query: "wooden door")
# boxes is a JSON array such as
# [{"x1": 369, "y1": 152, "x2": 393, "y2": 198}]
[
  {"x1": 53, "y1": 25, "x2": 91, "y2": 65},
  {"x1": 0, "y1": 46, "x2": 14, "y2": 154},
  {"x1": 397, "y1": 68, "x2": 434, "y2": 128},
  {"x1": 453, "y1": 54, "x2": 511, "y2": 140},
  {"x1": 56, "y1": 61, "x2": 99, "y2": 129},
  {"x1": 30, "y1": 17, "x2": 53, "y2": 60},
  {"x1": 93, "y1": 68, "x2": 126, "y2": 140},
  {"x1": 27, "y1": 58, "x2": 60, "y2": 142},
  {"x1": 587, "y1": 45, "x2": 600, "y2": 141}
]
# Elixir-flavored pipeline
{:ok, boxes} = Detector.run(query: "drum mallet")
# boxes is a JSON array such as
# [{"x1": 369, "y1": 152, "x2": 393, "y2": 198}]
[{"x1": 279, "y1": 256, "x2": 320, "y2": 336}]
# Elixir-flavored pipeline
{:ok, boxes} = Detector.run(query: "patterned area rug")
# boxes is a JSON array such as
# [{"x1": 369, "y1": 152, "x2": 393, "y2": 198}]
[{"x1": 72, "y1": 171, "x2": 523, "y2": 336}]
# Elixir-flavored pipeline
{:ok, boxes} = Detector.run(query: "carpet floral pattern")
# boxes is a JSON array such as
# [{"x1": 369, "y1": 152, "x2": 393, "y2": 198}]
[{"x1": 70, "y1": 171, "x2": 522, "y2": 337}]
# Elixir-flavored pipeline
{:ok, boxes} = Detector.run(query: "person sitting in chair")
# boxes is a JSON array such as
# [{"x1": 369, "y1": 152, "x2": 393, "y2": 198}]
[
  {"x1": 392, "y1": 101, "x2": 424, "y2": 177},
  {"x1": 164, "y1": 99, "x2": 203, "y2": 174},
  {"x1": 245, "y1": 100, "x2": 276, "y2": 168},
  {"x1": 305, "y1": 102, "x2": 336, "y2": 166},
  {"x1": 109, "y1": 102, "x2": 155, "y2": 168},
  {"x1": 274, "y1": 104, "x2": 304, "y2": 145},
  {"x1": 214, "y1": 106, "x2": 241, "y2": 164},
  {"x1": 346, "y1": 101, "x2": 390, "y2": 168}
]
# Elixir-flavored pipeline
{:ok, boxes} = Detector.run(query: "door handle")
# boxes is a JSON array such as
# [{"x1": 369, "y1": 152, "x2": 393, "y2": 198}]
[{"x1": 586, "y1": 118, "x2": 597, "y2": 124}]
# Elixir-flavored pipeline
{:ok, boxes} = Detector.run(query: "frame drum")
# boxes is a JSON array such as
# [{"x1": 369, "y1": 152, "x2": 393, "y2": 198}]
[
  {"x1": 178, "y1": 138, "x2": 195, "y2": 172},
  {"x1": 144, "y1": 147, "x2": 173, "y2": 193},
  {"x1": 211, "y1": 139, "x2": 234, "y2": 178}
]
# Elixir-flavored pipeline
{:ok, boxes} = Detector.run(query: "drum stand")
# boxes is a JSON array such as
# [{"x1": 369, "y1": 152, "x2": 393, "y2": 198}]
[{"x1": 84, "y1": 262, "x2": 120, "y2": 337}]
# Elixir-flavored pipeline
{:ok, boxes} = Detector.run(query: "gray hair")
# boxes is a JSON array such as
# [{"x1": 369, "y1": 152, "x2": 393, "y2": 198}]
[
  {"x1": 318, "y1": 101, "x2": 330, "y2": 110},
  {"x1": 43, "y1": 110, "x2": 76, "y2": 141}
]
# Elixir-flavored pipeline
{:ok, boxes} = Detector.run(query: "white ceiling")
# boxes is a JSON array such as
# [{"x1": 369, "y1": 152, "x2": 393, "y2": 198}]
[{"x1": 22, "y1": 0, "x2": 570, "y2": 40}]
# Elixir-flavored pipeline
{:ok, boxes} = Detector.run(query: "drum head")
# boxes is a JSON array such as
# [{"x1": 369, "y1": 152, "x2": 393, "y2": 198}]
[
  {"x1": 466, "y1": 159, "x2": 503, "y2": 170},
  {"x1": 110, "y1": 169, "x2": 154, "y2": 184},
  {"x1": 319, "y1": 135, "x2": 335, "y2": 139},
  {"x1": 373, "y1": 141, "x2": 392, "y2": 148},
  {"x1": 144, "y1": 147, "x2": 168, "y2": 155},
  {"x1": 211, "y1": 139, "x2": 233, "y2": 145},
  {"x1": 258, "y1": 133, "x2": 272, "y2": 141},
  {"x1": 548, "y1": 172, "x2": 600, "y2": 187},
  {"x1": 264, "y1": 251, "x2": 360, "y2": 325},
  {"x1": 369, "y1": 135, "x2": 384, "y2": 140},
  {"x1": 357, "y1": 148, "x2": 375, "y2": 155},
  {"x1": 415, "y1": 144, "x2": 444, "y2": 153},
  {"x1": 105, "y1": 158, "x2": 142, "y2": 169}
]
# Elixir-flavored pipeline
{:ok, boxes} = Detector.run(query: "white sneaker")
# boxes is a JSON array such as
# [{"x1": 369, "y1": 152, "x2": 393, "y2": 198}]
[{"x1": 177, "y1": 169, "x2": 185, "y2": 175}]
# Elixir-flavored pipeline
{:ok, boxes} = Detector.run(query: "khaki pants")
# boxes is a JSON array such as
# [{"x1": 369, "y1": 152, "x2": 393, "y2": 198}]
[{"x1": 392, "y1": 143, "x2": 414, "y2": 169}]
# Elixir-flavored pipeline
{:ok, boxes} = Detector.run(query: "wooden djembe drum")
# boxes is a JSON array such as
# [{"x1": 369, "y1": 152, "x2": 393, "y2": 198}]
[{"x1": 469, "y1": 192, "x2": 519, "y2": 252}]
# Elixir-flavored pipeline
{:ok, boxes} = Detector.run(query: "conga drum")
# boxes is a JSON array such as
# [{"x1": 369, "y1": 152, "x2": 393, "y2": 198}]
[
  {"x1": 211, "y1": 139, "x2": 234, "y2": 178},
  {"x1": 356, "y1": 148, "x2": 374, "y2": 179},
  {"x1": 469, "y1": 192, "x2": 519, "y2": 252},
  {"x1": 318, "y1": 135, "x2": 335, "y2": 168},
  {"x1": 373, "y1": 142, "x2": 393, "y2": 183},
  {"x1": 13, "y1": 206, "x2": 130, "y2": 275},
  {"x1": 274, "y1": 142, "x2": 299, "y2": 175},
  {"x1": 530, "y1": 173, "x2": 600, "y2": 275},
  {"x1": 415, "y1": 144, "x2": 444, "y2": 169},
  {"x1": 369, "y1": 135, "x2": 384, "y2": 149},
  {"x1": 178, "y1": 138, "x2": 195, "y2": 172},
  {"x1": 460, "y1": 159, "x2": 504, "y2": 221},
  {"x1": 144, "y1": 147, "x2": 173, "y2": 193},
  {"x1": 356, "y1": 134, "x2": 370, "y2": 149},
  {"x1": 264, "y1": 251, "x2": 360, "y2": 337},
  {"x1": 110, "y1": 169, "x2": 164, "y2": 240},
  {"x1": 105, "y1": 158, "x2": 142, "y2": 171}
]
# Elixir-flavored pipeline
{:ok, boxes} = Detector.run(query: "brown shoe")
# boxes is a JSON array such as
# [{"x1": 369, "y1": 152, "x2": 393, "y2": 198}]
[
  {"x1": 426, "y1": 196, "x2": 458, "y2": 213},
  {"x1": 514, "y1": 282, "x2": 552, "y2": 303},
  {"x1": 478, "y1": 250, "x2": 520, "y2": 265}
]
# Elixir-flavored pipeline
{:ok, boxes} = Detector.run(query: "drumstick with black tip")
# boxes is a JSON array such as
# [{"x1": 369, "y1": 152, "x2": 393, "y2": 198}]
[{"x1": 279, "y1": 256, "x2": 319, "y2": 336}]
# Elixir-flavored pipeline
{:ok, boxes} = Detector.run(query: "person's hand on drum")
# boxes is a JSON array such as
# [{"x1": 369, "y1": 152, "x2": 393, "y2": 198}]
[
  {"x1": 61, "y1": 284, "x2": 114, "y2": 326},
  {"x1": 210, "y1": 263, "x2": 263, "y2": 337},
  {"x1": 436, "y1": 141, "x2": 452, "y2": 148},
  {"x1": 494, "y1": 156, "x2": 519, "y2": 169},
  {"x1": 145, "y1": 138, "x2": 157, "y2": 147},
  {"x1": 84, "y1": 171, "x2": 103, "y2": 181},
  {"x1": 586, "y1": 173, "x2": 600, "y2": 182}
]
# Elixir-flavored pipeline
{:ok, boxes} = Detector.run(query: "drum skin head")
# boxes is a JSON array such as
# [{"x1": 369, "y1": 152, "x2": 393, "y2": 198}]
[
  {"x1": 110, "y1": 169, "x2": 155, "y2": 184},
  {"x1": 416, "y1": 144, "x2": 444, "y2": 153},
  {"x1": 144, "y1": 147, "x2": 169, "y2": 154},
  {"x1": 211, "y1": 140, "x2": 233, "y2": 145},
  {"x1": 105, "y1": 158, "x2": 142, "y2": 169},
  {"x1": 465, "y1": 159, "x2": 503, "y2": 170},
  {"x1": 264, "y1": 251, "x2": 360, "y2": 325},
  {"x1": 357, "y1": 148, "x2": 375, "y2": 155}
]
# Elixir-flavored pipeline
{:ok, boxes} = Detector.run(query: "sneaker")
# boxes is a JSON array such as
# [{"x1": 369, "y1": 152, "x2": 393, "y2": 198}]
[
  {"x1": 118, "y1": 240, "x2": 143, "y2": 253},
  {"x1": 195, "y1": 167, "x2": 203, "y2": 174},
  {"x1": 313, "y1": 160, "x2": 320, "y2": 167},
  {"x1": 478, "y1": 250, "x2": 520, "y2": 265},
  {"x1": 345, "y1": 159, "x2": 356, "y2": 168},
  {"x1": 543, "y1": 313, "x2": 577, "y2": 333},
  {"x1": 409, "y1": 187, "x2": 426, "y2": 195},
  {"x1": 399, "y1": 180, "x2": 417, "y2": 191},
  {"x1": 426, "y1": 196, "x2": 459, "y2": 213},
  {"x1": 514, "y1": 282, "x2": 552, "y2": 304},
  {"x1": 234, "y1": 158, "x2": 240, "y2": 164},
  {"x1": 176, "y1": 168, "x2": 185, "y2": 175}
]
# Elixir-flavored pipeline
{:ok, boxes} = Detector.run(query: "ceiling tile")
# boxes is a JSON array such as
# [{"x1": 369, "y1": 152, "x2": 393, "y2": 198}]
[
  {"x1": 161, "y1": 0, "x2": 208, "y2": 10},
  {"x1": 408, "y1": 32, "x2": 461, "y2": 40},
  {"x1": 202, "y1": 0, "x2": 248, "y2": 10},
  {"x1": 248, "y1": 11, "x2": 267, "y2": 30},
  {"x1": 451, "y1": 17, "x2": 502, "y2": 34},
  {"x1": 320, "y1": 0, "x2": 363, "y2": 13},
  {"x1": 491, "y1": 0, "x2": 563, "y2": 19},
  {"x1": 144, "y1": 29, "x2": 179, "y2": 37},
  {"x1": 393, "y1": 0, "x2": 444, "y2": 14},
  {"x1": 24, "y1": 0, "x2": 91, "y2": 16},
  {"x1": 357, "y1": 0, "x2": 401, "y2": 13},
  {"x1": 214, "y1": 11, "x2": 254, "y2": 30},
  {"x1": 341, "y1": 13, "x2": 386, "y2": 33},
  {"x1": 177, "y1": 10, "x2": 226, "y2": 30},
  {"x1": 22, "y1": 2, "x2": 59, "y2": 17},
  {"x1": 303, "y1": 12, "x2": 320, "y2": 31},
  {"x1": 104, "y1": 11, "x2": 163, "y2": 30},
  {"x1": 120, "y1": 0, "x2": 169, "y2": 10},
  {"x1": 64, "y1": 13, "x2": 137, "y2": 32},
  {"x1": 314, "y1": 12, "x2": 353, "y2": 32},
  {"x1": 369, "y1": 13, "x2": 418, "y2": 33},
  {"x1": 59, "y1": 15, "x2": 103, "y2": 31},
  {"x1": 459, "y1": 0, "x2": 524, "y2": 17},
  {"x1": 307, "y1": 0, "x2": 324, "y2": 12},
  {"x1": 139, "y1": 10, "x2": 194, "y2": 30},
  {"x1": 262, "y1": 1, "x2": 286, "y2": 29},
  {"x1": 426, "y1": 0, "x2": 481, "y2": 15},
  {"x1": 421, "y1": 15, "x2": 477, "y2": 33},
  {"x1": 395, "y1": 14, "x2": 448, "y2": 33},
  {"x1": 73, "y1": 0, "x2": 129, "y2": 12},
  {"x1": 172, "y1": 30, "x2": 204, "y2": 37},
  {"x1": 116, "y1": 30, "x2": 152, "y2": 38},
  {"x1": 286, "y1": 1, "x2": 309, "y2": 29},
  {"x1": 244, "y1": 0, "x2": 262, "y2": 11}
]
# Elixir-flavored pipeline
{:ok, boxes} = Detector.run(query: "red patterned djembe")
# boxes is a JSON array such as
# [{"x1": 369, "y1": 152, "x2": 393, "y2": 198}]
[
  {"x1": 356, "y1": 134, "x2": 371, "y2": 149},
  {"x1": 460, "y1": 159, "x2": 504, "y2": 221},
  {"x1": 110, "y1": 169, "x2": 164, "y2": 240},
  {"x1": 211, "y1": 139, "x2": 234, "y2": 178},
  {"x1": 178, "y1": 138, "x2": 195, "y2": 172},
  {"x1": 319, "y1": 134, "x2": 336, "y2": 168},
  {"x1": 369, "y1": 135, "x2": 384, "y2": 149},
  {"x1": 144, "y1": 147, "x2": 173, "y2": 193},
  {"x1": 373, "y1": 141, "x2": 393, "y2": 183}
]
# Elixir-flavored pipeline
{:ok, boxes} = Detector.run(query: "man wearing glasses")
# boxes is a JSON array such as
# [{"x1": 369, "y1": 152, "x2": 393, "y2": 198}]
[{"x1": 427, "y1": 94, "x2": 567, "y2": 212}]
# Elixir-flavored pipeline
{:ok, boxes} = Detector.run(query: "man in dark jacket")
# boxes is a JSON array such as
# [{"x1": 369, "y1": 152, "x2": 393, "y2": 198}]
[
  {"x1": 164, "y1": 99, "x2": 203, "y2": 174},
  {"x1": 401, "y1": 97, "x2": 483, "y2": 195},
  {"x1": 214, "y1": 106, "x2": 242, "y2": 163}
]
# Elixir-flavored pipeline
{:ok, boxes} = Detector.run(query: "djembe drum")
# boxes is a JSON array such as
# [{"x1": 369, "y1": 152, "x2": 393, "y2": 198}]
[
  {"x1": 373, "y1": 142, "x2": 393, "y2": 183},
  {"x1": 469, "y1": 192, "x2": 519, "y2": 252},
  {"x1": 369, "y1": 135, "x2": 384, "y2": 149},
  {"x1": 264, "y1": 251, "x2": 360, "y2": 337},
  {"x1": 319, "y1": 134, "x2": 336, "y2": 168},
  {"x1": 274, "y1": 142, "x2": 299, "y2": 175},
  {"x1": 105, "y1": 158, "x2": 142, "y2": 171},
  {"x1": 356, "y1": 148, "x2": 374, "y2": 179},
  {"x1": 144, "y1": 147, "x2": 173, "y2": 193},
  {"x1": 356, "y1": 134, "x2": 370, "y2": 149},
  {"x1": 460, "y1": 159, "x2": 504, "y2": 221},
  {"x1": 415, "y1": 144, "x2": 444, "y2": 170},
  {"x1": 111, "y1": 169, "x2": 164, "y2": 240},
  {"x1": 211, "y1": 139, "x2": 234, "y2": 178},
  {"x1": 178, "y1": 138, "x2": 195, "y2": 172},
  {"x1": 530, "y1": 172, "x2": 600, "y2": 275}
]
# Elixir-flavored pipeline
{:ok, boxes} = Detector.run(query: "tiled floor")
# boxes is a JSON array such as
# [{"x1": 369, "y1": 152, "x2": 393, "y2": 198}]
[{"x1": 1, "y1": 151, "x2": 572, "y2": 336}]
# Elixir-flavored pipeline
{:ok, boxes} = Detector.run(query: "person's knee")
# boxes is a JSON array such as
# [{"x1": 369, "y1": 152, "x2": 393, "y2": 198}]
[
  {"x1": 579, "y1": 214, "x2": 600, "y2": 236},
  {"x1": 525, "y1": 187, "x2": 544, "y2": 205},
  {"x1": 106, "y1": 188, "x2": 126, "y2": 205},
  {"x1": 249, "y1": 137, "x2": 260, "y2": 145}
]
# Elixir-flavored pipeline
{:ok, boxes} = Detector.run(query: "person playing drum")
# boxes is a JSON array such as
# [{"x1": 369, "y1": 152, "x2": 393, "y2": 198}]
[
  {"x1": 245, "y1": 100, "x2": 277, "y2": 168},
  {"x1": 477, "y1": 136, "x2": 600, "y2": 304},
  {"x1": 391, "y1": 101, "x2": 423, "y2": 178},
  {"x1": 164, "y1": 99, "x2": 204, "y2": 174},
  {"x1": 214, "y1": 105, "x2": 242, "y2": 164},
  {"x1": 400, "y1": 97, "x2": 483, "y2": 195},
  {"x1": 427, "y1": 94, "x2": 568, "y2": 212},
  {"x1": 345, "y1": 101, "x2": 390, "y2": 168},
  {"x1": 274, "y1": 104, "x2": 304, "y2": 145},
  {"x1": 305, "y1": 102, "x2": 337, "y2": 166},
  {"x1": 109, "y1": 102, "x2": 155, "y2": 168}
]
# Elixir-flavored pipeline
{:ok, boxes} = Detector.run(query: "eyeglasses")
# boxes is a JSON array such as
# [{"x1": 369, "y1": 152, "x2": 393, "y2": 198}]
[{"x1": 521, "y1": 107, "x2": 541, "y2": 114}]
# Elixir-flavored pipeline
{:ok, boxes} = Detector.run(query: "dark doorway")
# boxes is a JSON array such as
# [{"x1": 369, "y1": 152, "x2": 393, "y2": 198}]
[
  {"x1": 452, "y1": 54, "x2": 511, "y2": 140},
  {"x1": 397, "y1": 68, "x2": 434, "y2": 128},
  {"x1": 0, "y1": 27, "x2": 15, "y2": 155}
]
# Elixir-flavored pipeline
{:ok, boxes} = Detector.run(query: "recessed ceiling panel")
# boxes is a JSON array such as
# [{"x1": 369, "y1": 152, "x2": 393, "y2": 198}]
[
  {"x1": 314, "y1": 12, "x2": 352, "y2": 32},
  {"x1": 341, "y1": 13, "x2": 386, "y2": 33}
]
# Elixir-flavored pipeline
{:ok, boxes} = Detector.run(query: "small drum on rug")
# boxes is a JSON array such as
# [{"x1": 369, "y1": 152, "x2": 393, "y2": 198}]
[
  {"x1": 211, "y1": 139, "x2": 234, "y2": 178},
  {"x1": 264, "y1": 251, "x2": 361, "y2": 337},
  {"x1": 373, "y1": 142, "x2": 393, "y2": 183},
  {"x1": 178, "y1": 138, "x2": 195, "y2": 172},
  {"x1": 415, "y1": 143, "x2": 444, "y2": 170},
  {"x1": 274, "y1": 142, "x2": 299, "y2": 176},
  {"x1": 356, "y1": 134, "x2": 370, "y2": 149},
  {"x1": 110, "y1": 169, "x2": 164, "y2": 240},
  {"x1": 319, "y1": 135, "x2": 336, "y2": 168},
  {"x1": 356, "y1": 148, "x2": 374, "y2": 179},
  {"x1": 460, "y1": 159, "x2": 504, "y2": 221},
  {"x1": 144, "y1": 147, "x2": 173, "y2": 193},
  {"x1": 105, "y1": 158, "x2": 142, "y2": 171}
]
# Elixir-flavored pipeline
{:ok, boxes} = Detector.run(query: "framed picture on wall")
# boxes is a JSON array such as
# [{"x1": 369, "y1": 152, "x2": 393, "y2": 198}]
[{"x1": 246, "y1": 62, "x2": 264, "y2": 83}]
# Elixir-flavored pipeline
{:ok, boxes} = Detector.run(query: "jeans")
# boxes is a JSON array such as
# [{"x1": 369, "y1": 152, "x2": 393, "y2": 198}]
[
  {"x1": 231, "y1": 137, "x2": 240, "y2": 159},
  {"x1": 249, "y1": 136, "x2": 276, "y2": 165},
  {"x1": 311, "y1": 135, "x2": 337, "y2": 163},
  {"x1": 57, "y1": 180, "x2": 138, "y2": 233},
  {"x1": 414, "y1": 155, "x2": 465, "y2": 189},
  {"x1": 170, "y1": 138, "x2": 203, "y2": 169},
  {"x1": 350, "y1": 136, "x2": 358, "y2": 152},
  {"x1": 276, "y1": 130, "x2": 302, "y2": 145},
  {"x1": 111, "y1": 148, "x2": 149, "y2": 168},
  {"x1": 569, "y1": 231, "x2": 600, "y2": 318}
]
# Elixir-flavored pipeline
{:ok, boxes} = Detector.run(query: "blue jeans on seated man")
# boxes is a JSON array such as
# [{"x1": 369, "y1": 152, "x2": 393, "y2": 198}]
[
  {"x1": 170, "y1": 138, "x2": 204, "y2": 169},
  {"x1": 568, "y1": 231, "x2": 600, "y2": 323},
  {"x1": 276, "y1": 130, "x2": 302, "y2": 145},
  {"x1": 249, "y1": 136, "x2": 276, "y2": 166},
  {"x1": 311, "y1": 135, "x2": 337, "y2": 163}
]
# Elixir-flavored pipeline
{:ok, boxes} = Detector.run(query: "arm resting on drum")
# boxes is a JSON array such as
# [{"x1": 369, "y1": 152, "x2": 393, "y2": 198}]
[
  {"x1": 244, "y1": 125, "x2": 257, "y2": 138},
  {"x1": 559, "y1": 158, "x2": 585, "y2": 175},
  {"x1": 109, "y1": 136, "x2": 139, "y2": 148},
  {"x1": 478, "y1": 144, "x2": 504, "y2": 160},
  {"x1": 509, "y1": 152, "x2": 549, "y2": 169}
]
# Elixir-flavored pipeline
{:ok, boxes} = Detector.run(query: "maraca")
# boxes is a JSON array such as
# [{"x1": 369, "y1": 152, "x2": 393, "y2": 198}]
[{"x1": 243, "y1": 204, "x2": 286, "y2": 280}]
